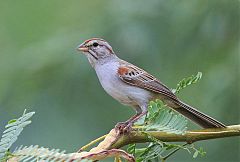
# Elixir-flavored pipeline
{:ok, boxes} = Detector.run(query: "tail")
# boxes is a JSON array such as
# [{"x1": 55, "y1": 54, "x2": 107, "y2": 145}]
[{"x1": 173, "y1": 100, "x2": 226, "y2": 128}]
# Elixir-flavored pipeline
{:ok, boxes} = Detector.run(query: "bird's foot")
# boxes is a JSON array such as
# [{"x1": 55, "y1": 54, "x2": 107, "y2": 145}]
[{"x1": 115, "y1": 121, "x2": 133, "y2": 134}]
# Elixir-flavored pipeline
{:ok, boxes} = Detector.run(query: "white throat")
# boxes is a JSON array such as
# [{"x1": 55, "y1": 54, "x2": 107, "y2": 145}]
[{"x1": 87, "y1": 54, "x2": 119, "y2": 68}]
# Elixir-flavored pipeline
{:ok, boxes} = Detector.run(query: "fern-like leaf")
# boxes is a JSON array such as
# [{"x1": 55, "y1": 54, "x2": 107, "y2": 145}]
[
  {"x1": 172, "y1": 72, "x2": 202, "y2": 94},
  {"x1": 13, "y1": 145, "x2": 77, "y2": 162},
  {"x1": 146, "y1": 109, "x2": 187, "y2": 134},
  {"x1": 0, "y1": 110, "x2": 35, "y2": 159},
  {"x1": 135, "y1": 143, "x2": 165, "y2": 162},
  {"x1": 142, "y1": 100, "x2": 187, "y2": 135},
  {"x1": 13, "y1": 145, "x2": 134, "y2": 162}
]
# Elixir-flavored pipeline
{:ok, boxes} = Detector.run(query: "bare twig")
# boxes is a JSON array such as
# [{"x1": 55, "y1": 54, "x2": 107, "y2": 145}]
[{"x1": 78, "y1": 134, "x2": 107, "y2": 152}]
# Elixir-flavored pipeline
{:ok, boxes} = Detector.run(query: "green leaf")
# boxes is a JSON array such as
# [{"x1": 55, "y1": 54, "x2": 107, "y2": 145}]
[
  {"x1": 0, "y1": 110, "x2": 35, "y2": 160},
  {"x1": 172, "y1": 72, "x2": 202, "y2": 94},
  {"x1": 143, "y1": 100, "x2": 188, "y2": 135},
  {"x1": 7, "y1": 119, "x2": 17, "y2": 125},
  {"x1": 127, "y1": 144, "x2": 136, "y2": 155},
  {"x1": 136, "y1": 143, "x2": 164, "y2": 162},
  {"x1": 193, "y1": 150, "x2": 199, "y2": 158},
  {"x1": 192, "y1": 147, "x2": 206, "y2": 158},
  {"x1": 198, "y1": 147, "x2": 206, "y2": 157},
  {"x1": 165, "y1": 143, "x2": 180, "y2": 150}
]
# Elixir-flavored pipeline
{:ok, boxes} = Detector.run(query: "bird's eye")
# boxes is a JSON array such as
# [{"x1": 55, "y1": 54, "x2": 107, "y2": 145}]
[{"x1": 92, "y1": 42, "x2": 99, "y2": 47}]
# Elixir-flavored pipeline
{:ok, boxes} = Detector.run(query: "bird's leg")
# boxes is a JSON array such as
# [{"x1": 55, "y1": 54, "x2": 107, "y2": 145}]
[
  {"x1": 115, "y1": 113, "x2": 140, "y2": 132},
  {"x1": 116, "y1": 108, "x2": 147, "y2": 133},
  {"x1": 124, "y1": 111, "x2": 147, "y2": 132}
]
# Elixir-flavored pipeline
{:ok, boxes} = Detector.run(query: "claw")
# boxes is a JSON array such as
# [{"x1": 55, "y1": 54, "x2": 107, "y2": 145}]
[
  {"x1": 115, "y1": 122, "x2": 133, "y2": 134},
  {"x1": 115, "y1": 111, "x2": 147, "y2": 134}
]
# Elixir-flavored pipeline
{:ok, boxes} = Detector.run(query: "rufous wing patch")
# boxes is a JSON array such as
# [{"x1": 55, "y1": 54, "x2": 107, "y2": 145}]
[{"x1": 118, "y1": 67, "x2": 129, "y2": 76}]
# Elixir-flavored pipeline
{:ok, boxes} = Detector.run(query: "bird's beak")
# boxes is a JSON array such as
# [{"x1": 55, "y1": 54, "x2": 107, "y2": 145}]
[{"x1": 77, "y1": 43, "x2": 89, "y2": 52}]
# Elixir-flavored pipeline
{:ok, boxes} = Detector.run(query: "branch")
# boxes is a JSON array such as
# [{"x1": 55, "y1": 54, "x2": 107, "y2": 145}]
[
  {"x1": 7, "y1": 125, "x2": 240, "y2": 162},
  {"x1": 110, "y1": 124, "x2": 240, "y2": 149},
  {"x1": 75, "y1": 124, "x2": 240, "y2": 161}
]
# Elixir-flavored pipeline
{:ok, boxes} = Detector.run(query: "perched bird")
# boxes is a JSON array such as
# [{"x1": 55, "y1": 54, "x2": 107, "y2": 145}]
[{"x1": 77, "y1": 38, "x2": 225, "y2": 132}]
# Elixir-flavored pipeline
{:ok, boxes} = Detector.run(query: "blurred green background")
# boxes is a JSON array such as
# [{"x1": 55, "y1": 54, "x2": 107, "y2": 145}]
[{"x1": 0, "y1": 0, "x2": 239, "y2": 161}]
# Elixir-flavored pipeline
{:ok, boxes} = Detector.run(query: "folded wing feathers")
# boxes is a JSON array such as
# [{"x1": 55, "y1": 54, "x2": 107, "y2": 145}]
[{"x1": 118, "y1": 63, "x2": 178, "y2": 100}]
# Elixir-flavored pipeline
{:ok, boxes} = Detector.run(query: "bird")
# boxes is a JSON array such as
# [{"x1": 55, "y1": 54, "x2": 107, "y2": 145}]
[{"x1": 76, "y1": 38, "x2": 226, "y2": 132}]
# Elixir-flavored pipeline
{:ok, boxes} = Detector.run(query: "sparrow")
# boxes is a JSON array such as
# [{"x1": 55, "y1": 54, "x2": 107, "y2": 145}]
[{"x1": 77, "y1": 38, "x2": 226, "y2": 132}]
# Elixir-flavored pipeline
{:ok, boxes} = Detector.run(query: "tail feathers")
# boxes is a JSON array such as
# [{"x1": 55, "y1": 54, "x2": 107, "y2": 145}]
[{"x1": 174, "y1": 101, "x2": 226, "y2": 128}]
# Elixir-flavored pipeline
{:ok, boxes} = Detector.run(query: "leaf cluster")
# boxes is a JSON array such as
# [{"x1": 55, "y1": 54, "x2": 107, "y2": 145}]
[
  {"x1": 12, "y1": 145, "x2": 89, "y2": 162},
  {"x1": 0, "y1": 110, "x2": 35, "y2": 161},
  {"x1": 0, "y1": 111, "x2": 90, "y2": 162},
  {"x1": 145, "y1": 100, "x2": 187, "y2": 134}
]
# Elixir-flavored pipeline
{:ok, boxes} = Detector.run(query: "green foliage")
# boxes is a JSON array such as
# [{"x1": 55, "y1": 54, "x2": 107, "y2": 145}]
[
  {"x1": 12, "y1": 145, "x2": 91, "y2": 162},
  {"x1": 0, "y1": 110, "x2": 35, "y2": 160},
  {"x1": 0, "y1": 110, "x2": 93, "y2": 162},
  {"x1": 143, "y1": 100, "x2": 187, "y2": 134},
  {"x1": 127, "y1": 134, "x2": 206, "y2": 162},
  {"x1": 135, "y1": 100, "x2": 187, "y2": 134},
  {"x1": 172, "y1": 72, "x2": 202, "y2": 94}
]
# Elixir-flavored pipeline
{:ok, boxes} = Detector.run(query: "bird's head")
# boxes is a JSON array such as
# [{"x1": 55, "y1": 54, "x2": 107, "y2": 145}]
[{"x1": 77, "y1": 38, "x2": 115, "y2": 66}]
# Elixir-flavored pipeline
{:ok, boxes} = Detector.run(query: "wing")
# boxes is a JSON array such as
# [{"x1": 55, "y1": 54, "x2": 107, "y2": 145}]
[{"x1": 117, "y1": 61, "x2": 178, "y2": 100}]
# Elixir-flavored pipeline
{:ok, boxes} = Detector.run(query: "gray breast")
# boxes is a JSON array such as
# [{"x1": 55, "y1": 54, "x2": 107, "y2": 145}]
[{"x1": 94, "y1": 62, "x2": 152, "y2": 106}]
